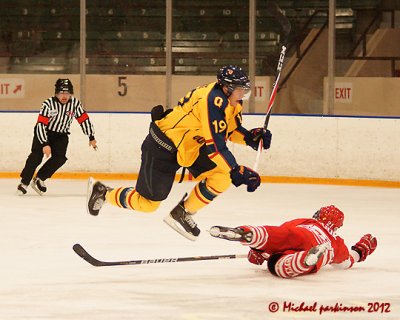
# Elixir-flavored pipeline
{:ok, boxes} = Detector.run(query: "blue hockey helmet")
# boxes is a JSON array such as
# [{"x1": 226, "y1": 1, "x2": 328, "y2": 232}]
[
  {"x1": 217, "y1": 65, "x2": 250, "y2": 96},
  {"x1": 55, "y1": 78, "x2": 74, "y2": 94}
]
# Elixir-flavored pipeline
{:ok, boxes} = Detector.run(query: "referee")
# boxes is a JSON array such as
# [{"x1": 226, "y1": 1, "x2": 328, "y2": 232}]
[{"x1": 17, "y1": 79, "x2": 97, "y2": 195}]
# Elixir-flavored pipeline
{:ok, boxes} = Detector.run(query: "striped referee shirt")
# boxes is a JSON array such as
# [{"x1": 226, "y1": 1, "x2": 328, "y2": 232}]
[{"x1": 35, "y1": 96, "x2": 95, "y2": 145}]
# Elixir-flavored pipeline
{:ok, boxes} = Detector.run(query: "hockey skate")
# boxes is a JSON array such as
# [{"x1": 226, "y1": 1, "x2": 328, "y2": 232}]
[
  {"x1": 17, "y1": 183, "x2": 28, "y2": 195},
  {"x1": 31, "y1": 177, "x2": 46, "y2": 195},
  {"x1": 304, "y1": 242, "x2": 330, "y2": 267},
  {"x1": 208, "y1": 226, "x2": 253, "y2": 243},
  {"x1": 163, "y1": 193, "x2": 200, "y2": 241},
  {"x1": 87, "y1": 177, "x2": 111, "y2": 216}
]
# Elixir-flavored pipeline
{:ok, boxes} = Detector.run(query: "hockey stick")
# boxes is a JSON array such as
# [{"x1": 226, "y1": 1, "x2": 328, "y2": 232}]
[
  {"x1": 253, "y1": 1, "x2": 291, "y2": 171},
  {"x1": 73, "y1": 243, "x2": 247, "y2": 267}
]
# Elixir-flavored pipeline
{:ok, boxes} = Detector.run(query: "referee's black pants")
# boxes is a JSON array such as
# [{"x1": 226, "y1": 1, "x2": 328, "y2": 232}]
[{"x1": 20, "y1": 131, "x2": 69, "y2": 185}]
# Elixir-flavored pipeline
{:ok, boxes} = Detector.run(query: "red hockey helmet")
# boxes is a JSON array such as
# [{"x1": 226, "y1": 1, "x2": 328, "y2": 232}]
[{"x1": 313, "y1": 205, "x2": 344, "y2": 231}]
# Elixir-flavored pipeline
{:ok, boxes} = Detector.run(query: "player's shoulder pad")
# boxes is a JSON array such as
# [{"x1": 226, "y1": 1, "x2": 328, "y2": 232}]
[{"x1": 207, "y1": 83, "x2": 229, "y2": 112}]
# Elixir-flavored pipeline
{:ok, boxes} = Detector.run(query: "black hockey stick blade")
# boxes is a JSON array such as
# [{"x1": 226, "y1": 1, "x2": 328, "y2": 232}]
[
  {"x1": 73, "y1": 243, "x2": 247, "y2": 267},
  {"x1": 266, "y1": 1, "x2": 291, "y2": 38},
  {"x1": 73, "y1": 243, "x2": 114, "y2": 266}
]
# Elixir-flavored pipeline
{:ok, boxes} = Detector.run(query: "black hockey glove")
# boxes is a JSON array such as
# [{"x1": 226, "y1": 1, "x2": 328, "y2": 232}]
[
  {"x1": 245, "y1": 128, "x2": 272, "y2": 151},
  {"x1": 230, "y1": 165, "x2": 261, "y2": 192}
]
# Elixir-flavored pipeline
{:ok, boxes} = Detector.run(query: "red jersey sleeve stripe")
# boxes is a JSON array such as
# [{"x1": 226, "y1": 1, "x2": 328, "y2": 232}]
[
  {"x1": 76, "y1": 112, "x2": 89, "y2": 124},
  {"x1": 37, "y1": 115, "x2": 49, "y2": 125},
  {"x1": 209, "y1": 152, "x2": 219, "y2": 159}
]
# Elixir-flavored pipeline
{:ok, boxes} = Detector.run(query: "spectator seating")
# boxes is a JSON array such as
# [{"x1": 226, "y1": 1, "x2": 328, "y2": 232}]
[{"x1": 0, "y1": 0, "x2": 381, "y2": 74}]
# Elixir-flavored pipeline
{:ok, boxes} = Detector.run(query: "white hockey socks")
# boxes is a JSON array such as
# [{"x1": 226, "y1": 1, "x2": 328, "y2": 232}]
[
  {"x1": 274, "y1": 251, "x2": 314, "y2": 278},
  {"x1": 240, "y1": 225, "x2": 269, "y2": 249}
]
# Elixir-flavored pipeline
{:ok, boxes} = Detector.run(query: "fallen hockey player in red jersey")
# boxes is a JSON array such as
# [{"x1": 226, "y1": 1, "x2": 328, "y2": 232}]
[{"x1": 209, "y1": 205, "x2": 377, "y2": 278}]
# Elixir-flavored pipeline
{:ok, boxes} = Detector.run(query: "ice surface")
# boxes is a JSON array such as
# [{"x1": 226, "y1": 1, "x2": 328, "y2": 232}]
[{"x1": 1, "y1": 179, "x2": 399, "y2": 319}]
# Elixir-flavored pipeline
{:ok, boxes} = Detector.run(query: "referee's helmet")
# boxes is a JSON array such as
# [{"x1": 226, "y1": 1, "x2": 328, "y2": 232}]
[{"x1": 55, "y1": 79, "x2": 74, "y2": 94}]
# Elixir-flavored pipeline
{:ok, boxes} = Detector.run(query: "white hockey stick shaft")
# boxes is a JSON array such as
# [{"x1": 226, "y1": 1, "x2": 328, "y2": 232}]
[
  {"x1": 252, "y1": 1, "x2": 291, "y2": 171},
  {"x1": 253, "y1": 50, "x2": 284, "y2": 171}
]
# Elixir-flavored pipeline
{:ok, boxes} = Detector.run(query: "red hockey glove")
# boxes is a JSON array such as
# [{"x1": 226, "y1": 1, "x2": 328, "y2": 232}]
[
  {"x1": 351, "y1": 234, "x2": 377, "y2": 262},
  {"x1": 248, "y1": 249, "x2": 266, "y2": 265},
  {"x1": 245, "y1": 128, "x2": 272, "y2": 151},
  {"x1": 230, "y1": 165, "x2": 261, "y2": 192}
]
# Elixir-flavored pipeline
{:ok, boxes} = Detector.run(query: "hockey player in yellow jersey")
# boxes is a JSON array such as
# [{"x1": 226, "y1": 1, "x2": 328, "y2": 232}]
[{"x1": 87, "y1": 65, "x2": 272, "y2": 241}]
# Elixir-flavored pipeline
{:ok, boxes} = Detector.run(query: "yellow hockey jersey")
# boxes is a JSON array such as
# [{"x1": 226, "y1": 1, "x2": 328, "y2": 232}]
[{"x1": 156, "y1": 82, "x2": 251, "y2": 172}]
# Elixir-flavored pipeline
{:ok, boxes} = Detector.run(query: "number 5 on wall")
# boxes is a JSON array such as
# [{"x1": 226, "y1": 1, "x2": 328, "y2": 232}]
[{"x1": 118, "y1": 76, "x2": 127, "y2": 96}]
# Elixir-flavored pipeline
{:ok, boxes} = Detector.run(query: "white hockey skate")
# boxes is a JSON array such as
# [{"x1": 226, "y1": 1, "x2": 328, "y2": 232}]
[
  {"x1": 208, "y1": 226, "x2": 253, "y2": 243},
  {"x1": 31, "y1": 177, "x2": 46, "y2": 195},
  {"x1": 304, "y1": 243, "x2": 330, "y2": 266}
]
